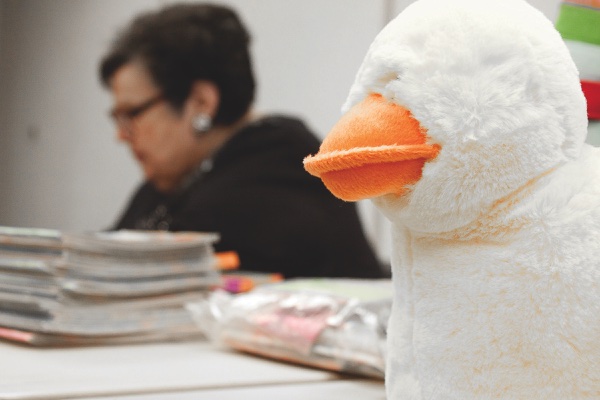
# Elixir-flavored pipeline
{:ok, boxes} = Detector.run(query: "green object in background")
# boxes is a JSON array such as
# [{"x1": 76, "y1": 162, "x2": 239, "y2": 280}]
[
  {"x1": 556, "y1": 3, "x2": 600, "y2": 45},
  {"x1": 586, "y1": 121, "x2": 600, "y2": 146}
]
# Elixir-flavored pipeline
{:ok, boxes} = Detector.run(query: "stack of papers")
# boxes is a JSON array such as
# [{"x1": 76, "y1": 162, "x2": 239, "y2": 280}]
[
  {"x1": 0, "y1": 227, "x2": 220, "y2": 345},
  {"x1": 0, "y1": 226, "x2": 63, "y2": 336}
]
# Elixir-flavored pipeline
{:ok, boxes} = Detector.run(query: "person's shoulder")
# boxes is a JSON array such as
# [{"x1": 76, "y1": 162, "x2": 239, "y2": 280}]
[
  {"x1": 241, "y1": 114, "x2": 321, "y2": 150},
  {"x1": 212, "y1": 114, "x2": 322, "y2": 171},
  {"x1": 255, "y1": 115, "x2": 309, "y2": 131}
]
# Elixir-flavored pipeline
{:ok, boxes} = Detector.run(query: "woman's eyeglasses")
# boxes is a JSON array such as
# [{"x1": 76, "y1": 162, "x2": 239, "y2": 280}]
[{"x1": 110, "y1": 94, "x2": 164, "y2": 136}]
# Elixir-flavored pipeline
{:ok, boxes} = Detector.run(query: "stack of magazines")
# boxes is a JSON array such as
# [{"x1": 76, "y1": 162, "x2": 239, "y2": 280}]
[{"x1": 0, "y1": 226, "x2": 220, "y2": 345}]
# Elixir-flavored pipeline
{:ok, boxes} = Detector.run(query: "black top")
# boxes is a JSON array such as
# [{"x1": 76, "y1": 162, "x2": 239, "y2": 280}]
[{"x1": 113, "y1": 116, "x2": 383, "y2": 279}]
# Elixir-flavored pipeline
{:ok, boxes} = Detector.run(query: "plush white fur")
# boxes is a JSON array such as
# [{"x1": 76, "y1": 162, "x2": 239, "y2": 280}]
[{"x1": 343, "y1": 0, "x2": 600, "y2": 398}]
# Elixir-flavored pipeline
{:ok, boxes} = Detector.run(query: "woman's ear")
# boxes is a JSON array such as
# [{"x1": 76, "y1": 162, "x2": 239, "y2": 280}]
[{"x1": 188, "y1": 80, "x2": 220, "y2": 117}]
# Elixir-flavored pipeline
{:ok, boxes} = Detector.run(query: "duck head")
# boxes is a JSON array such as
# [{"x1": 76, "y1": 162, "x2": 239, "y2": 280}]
[{"x1": 305, "y1": 0, "x2": 588, "y2": 234}]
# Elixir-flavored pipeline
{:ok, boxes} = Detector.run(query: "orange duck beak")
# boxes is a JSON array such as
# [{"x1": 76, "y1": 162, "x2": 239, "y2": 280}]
[{"x1": 304, "y1": 93, "x2": 440, "y2": 201}]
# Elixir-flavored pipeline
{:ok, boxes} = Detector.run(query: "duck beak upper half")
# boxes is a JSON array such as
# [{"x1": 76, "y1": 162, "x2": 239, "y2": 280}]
[{"x1": 304, "y1": 93, "x2": 440, "y2": 201}]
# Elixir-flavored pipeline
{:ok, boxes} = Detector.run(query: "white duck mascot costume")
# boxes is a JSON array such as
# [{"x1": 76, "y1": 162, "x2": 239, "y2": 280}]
[{"x1": 304, "y1": 0, "x2": 600, "y2": 398}]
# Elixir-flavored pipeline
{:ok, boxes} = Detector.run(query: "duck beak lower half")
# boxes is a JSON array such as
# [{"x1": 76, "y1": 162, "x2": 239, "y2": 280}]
[{"x1": 304, "y1": 93, "x2": 440, "y2": 201}]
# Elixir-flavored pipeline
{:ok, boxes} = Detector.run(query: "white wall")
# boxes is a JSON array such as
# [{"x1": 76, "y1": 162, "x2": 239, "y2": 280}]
[
  {"x1": 0, "y1": 1, "x2": 6, "y2": 220},
  {"x1": 0, "y1": 0, "x2": 164, "y2": 232},
  {"x1": 0, "y1": 2, "x2": 3, "y2": 56}
]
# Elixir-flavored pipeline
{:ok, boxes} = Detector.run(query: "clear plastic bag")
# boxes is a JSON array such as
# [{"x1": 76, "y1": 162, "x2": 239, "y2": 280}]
[{"x1": 188, "y1": 278, "x2": 391, "y2": 378}]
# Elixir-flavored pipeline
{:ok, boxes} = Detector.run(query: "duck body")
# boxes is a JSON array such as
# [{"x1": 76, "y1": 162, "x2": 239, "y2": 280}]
[
  {"x1": 385, "y1": 144, "x2": 600, "y2": 399},
  {"x1": 304, "y1": 0, "x2": 600, "y2": 398}
]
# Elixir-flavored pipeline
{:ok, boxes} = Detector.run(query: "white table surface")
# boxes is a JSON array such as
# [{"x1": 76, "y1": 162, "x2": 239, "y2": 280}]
[
  {"x1": 0, "y1": 340, "x2": 344, "y2": 400},
  {"x1": 84, "y1": 380, "x2": 386, "y2": 400}
]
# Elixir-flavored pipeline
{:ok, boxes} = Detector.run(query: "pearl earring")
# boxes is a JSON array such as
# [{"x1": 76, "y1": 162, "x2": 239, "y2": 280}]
[{"x1": 193, "y1": 113, "x2": 212, "y2": 136}]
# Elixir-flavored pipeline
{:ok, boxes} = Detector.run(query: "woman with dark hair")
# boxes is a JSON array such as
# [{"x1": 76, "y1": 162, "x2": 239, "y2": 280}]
[{"x1": 100, "y1": 3, "x2": 384, "y2": 279}]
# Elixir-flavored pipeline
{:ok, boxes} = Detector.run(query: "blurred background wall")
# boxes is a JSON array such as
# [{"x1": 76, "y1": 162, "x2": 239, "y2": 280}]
[{"x1": 0, "y1": 0, "x2": 562, "y2": 264}]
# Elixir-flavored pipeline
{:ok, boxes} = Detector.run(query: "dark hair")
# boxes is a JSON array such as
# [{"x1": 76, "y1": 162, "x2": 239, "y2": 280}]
[{"x1": 99, "y1": 3, "x2": 255, "y2": 125}]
